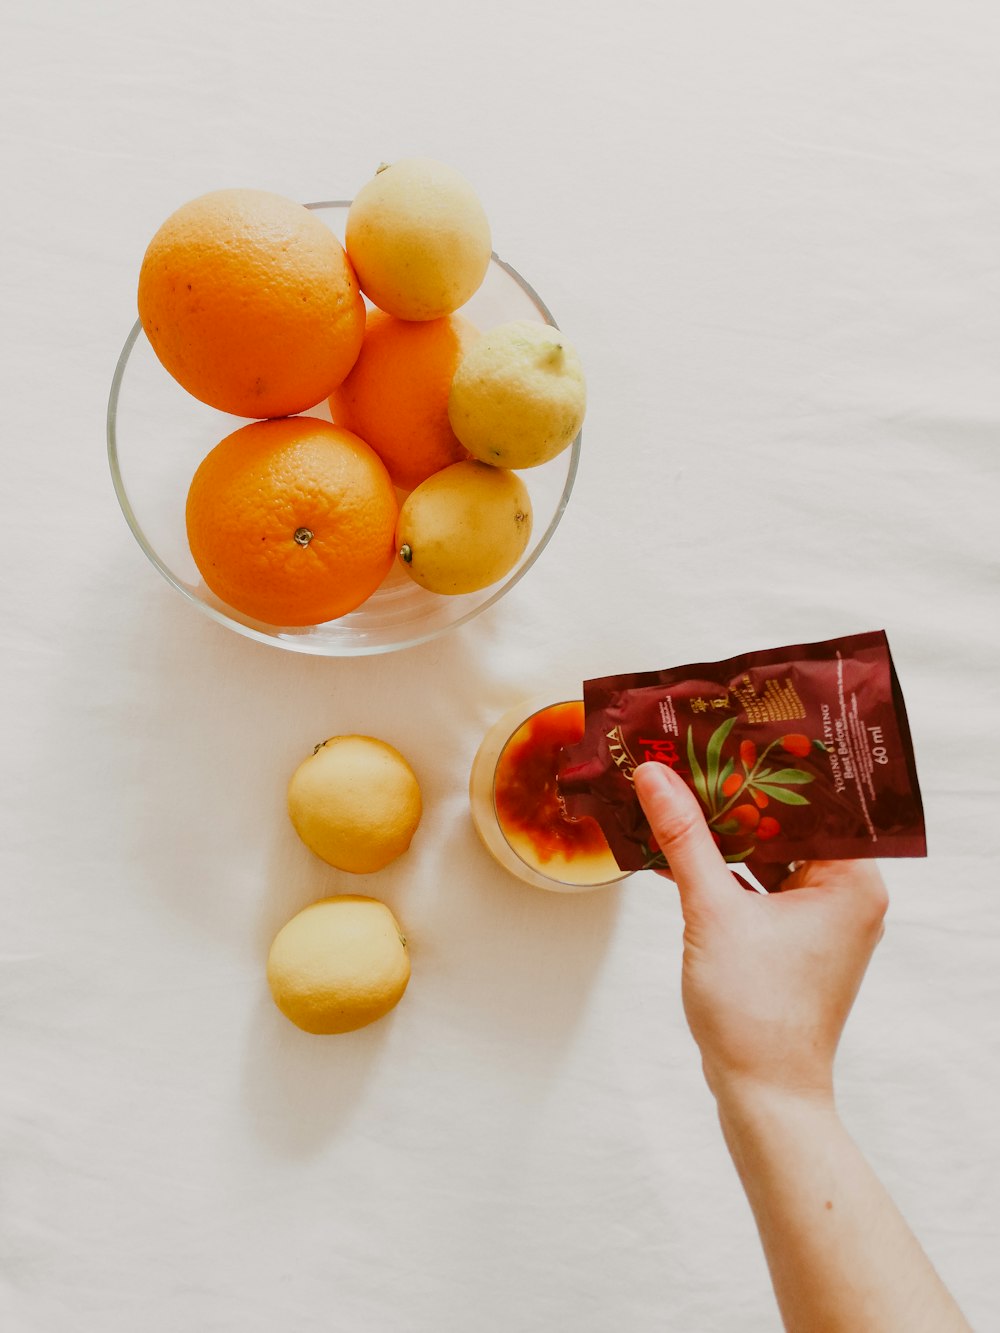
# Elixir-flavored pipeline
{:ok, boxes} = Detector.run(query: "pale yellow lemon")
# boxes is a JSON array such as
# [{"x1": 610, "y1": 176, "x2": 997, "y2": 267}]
[
  {"x1": 396, "y1": 460, "x2": 532, "y2": 595},
  {"x1": 267, "y1": 895, "x2": 410, "y2": 1035},
  {"x1": 287, "y1": 735, "x2": 422, "y2": 873},
  {"x1": 345, "y1": 158, "x2": 492, "y2": 321},
  {"x1": 447, "y1": 320, "x2": 586, "y2": 469}
]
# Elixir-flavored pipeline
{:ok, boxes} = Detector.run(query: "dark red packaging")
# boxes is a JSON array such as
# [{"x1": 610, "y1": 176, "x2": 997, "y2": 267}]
[{"x1": 558, "y1": 631, "x2": 925, "y2": 889}]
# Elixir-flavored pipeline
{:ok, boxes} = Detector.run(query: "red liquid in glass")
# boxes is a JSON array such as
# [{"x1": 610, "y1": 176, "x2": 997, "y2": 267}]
[{"x1": 494, "y1": 702, "x2": 611, "y2": 866}]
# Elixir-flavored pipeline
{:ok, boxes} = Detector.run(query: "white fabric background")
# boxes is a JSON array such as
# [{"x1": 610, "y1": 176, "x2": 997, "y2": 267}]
[{"x1": 3, "y1": 2, "x2": 998, "y2": 1329}]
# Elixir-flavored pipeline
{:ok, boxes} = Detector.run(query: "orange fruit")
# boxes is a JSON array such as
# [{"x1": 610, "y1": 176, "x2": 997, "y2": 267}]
[
  {"x1": 138, "y1": 189, "x2": 365, "y2": 418},
  {"x1": 328, "y1": 308, "x2": 480, "y2": 491},
  {"x1": 185, "y1": 417, "x2": 398, "y2": 627}
]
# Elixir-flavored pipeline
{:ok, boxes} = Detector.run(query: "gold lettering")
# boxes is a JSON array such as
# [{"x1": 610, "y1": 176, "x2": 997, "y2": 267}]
[{"x1": 605, "y1": 725, "x2": 639, "y2": 782}]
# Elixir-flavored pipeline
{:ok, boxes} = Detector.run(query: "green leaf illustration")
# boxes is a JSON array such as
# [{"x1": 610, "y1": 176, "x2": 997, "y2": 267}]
[
  {"x1": 717, "y1": 756, "x2": 735, "y2": 797},
  {"x1": 754, "y1": 784, "x2": 810, "y2": 806},
  {"x1": 714, "y1": 818, "x2": 741, "y2": 835},
  {"x1": 724, "y1": 847, "x2": 754, "y2": 863},
  {"x1": 706, "y1": 716, "x2": 737, "y2": 801},
  {"x1": 761, "y1": 768, "x2": 814, "y2": 785},
  {"x1": 686, "y1": 727, "x2": 710, "y2": 810}
]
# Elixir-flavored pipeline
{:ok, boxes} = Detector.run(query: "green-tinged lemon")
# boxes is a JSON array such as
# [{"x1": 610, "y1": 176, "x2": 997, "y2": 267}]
[{"x1": 448, "y1": 320, "x2": 586, "y2": 468}]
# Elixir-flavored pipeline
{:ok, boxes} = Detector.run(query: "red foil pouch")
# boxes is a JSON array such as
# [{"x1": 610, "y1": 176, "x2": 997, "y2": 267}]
[{"x1": 558, "y1": 630, "x2": 925, "y2": 890}]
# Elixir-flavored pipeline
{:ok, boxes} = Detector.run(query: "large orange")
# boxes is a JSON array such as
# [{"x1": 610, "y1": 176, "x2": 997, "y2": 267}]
[
  {"x1": 328, "y1": 309, "x2": 480, "y2": 491},
  {"x1": 138, "y1": 189, "x2": 365, "y2": 419},
  {"x1": 185, "y1": 417, "x2": 398, "y2": 627}
]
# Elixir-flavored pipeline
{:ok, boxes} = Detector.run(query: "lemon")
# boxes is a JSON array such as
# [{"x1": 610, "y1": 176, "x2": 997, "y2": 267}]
[
  {"x1": 267, "y1": 895, "x2": 410, "y2": 1035},
  {"x1": 345, "y1": 158, "x2": 492, "y2": 321},
  {"x1": 447, "y1": 320, "x2": 586, "y2": 469},
  {"x1": 396, "y1": 460, "x2": 532, "y2": 595},
  {"x1": 287, "y1": 735, "x2": 422, "y2": 874}
]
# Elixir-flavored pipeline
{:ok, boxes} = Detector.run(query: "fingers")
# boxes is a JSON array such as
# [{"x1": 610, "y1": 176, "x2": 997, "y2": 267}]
[
  {"x1": 635, "y1": 765, "x2": 889, "y2": 934},
  {"x1": 634, "y1": 762, "x2": 741, "y2": 915},
  {"x1": 788, "y1": 858, "x2": 887, "y2": 898},
  {"x1": 781, "y1": 859, "x2": 890, "y2": 930}
]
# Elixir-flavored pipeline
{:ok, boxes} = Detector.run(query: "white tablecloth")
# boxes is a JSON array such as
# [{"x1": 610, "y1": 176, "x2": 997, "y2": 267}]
[{"x1": 4, "y1": 2, "x2": 997, "y2": 1328}]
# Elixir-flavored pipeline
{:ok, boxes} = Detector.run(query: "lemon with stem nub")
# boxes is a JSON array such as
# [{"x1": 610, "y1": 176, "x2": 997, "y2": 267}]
[
  {"x1": 267, "y1": 895, "x2": 410, "y2": 1035},
  {"x1": 447, "y1": 320, "x2": 586, "y2": 469},
  {"x1": 396, "y1": 460, "x2": 532, "y2": 595},
  {"x1": 287, "y1": 735, "x2": 422, "y2": 873},
  {"x1": 346, "y1": 158, "x2": 492, "y2": 321}
]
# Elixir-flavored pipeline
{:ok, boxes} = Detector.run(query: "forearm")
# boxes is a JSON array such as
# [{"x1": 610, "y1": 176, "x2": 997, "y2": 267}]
[{"x1": 716, "y1": 1084, "x2": 971, "y2": 1333}]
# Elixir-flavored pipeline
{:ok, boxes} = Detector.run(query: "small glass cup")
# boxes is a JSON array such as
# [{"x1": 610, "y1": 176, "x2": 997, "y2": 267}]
[{"x1": 469, "y1": 695, "x2": 632, "y2": 893}]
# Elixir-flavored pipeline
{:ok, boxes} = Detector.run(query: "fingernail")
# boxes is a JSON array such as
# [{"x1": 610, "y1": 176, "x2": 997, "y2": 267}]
[
  {"x1": 636, "y1": 761, "x2": 681, "y2": 789},
  {"x1": 634, "y1": 762, "x2": 661, "y2": 789}
]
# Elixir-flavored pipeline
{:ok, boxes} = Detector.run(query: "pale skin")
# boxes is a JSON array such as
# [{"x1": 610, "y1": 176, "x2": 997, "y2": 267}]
[{"x1": 633, "y1": 761, "x2": 972, "y2": 1333}]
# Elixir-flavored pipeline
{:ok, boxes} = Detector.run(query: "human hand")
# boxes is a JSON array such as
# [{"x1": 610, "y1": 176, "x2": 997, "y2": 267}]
[{"x1": 634, "y1": 761, "x2": 889, "y2": 1106}]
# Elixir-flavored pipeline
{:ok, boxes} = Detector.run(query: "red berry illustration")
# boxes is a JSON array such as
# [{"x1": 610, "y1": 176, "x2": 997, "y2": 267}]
[
  {"x1": 730, "y1": 803, "x2": 760, "y2": 834},
  {"x1": 780, "y1": 733, "x2": 811, "y2": 758},
  {"x1": 739, "y1": 740, "x2": 757, "y2": 768},
  {"x1": 757, "y1": 816, "x2": 781, "y2": 839},
  {"x1": 751, "y1": 788, "x2": 769, "y2": 809},
  {"x1": 721, "y1": 773, "x2": 743, "y2": 797}
]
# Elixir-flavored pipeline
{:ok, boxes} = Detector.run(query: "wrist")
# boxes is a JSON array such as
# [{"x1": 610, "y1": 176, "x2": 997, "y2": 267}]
[
  {"x1": 712, "y1": 1076, "x2": 838, "y2": 1131},
  {"x1": 713, "y1": 1080, "x2": 845, "y2": 1206}
]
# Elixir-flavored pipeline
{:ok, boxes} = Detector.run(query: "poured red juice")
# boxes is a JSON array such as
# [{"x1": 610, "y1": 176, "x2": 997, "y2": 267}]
[{"x1": 494, "y1": 701, "x2": 622, "y2": 886}]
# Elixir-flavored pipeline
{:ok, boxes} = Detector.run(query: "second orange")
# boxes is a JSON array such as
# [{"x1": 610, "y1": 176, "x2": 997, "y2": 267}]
[{"x1": 328, "y1": 309, "x2": 480, "y2": 491}]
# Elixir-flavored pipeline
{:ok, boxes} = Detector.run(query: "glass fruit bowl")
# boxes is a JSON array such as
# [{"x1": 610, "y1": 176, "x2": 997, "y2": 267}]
[{"x1": 107, "y1": 201, "x2": 581, "y2": 656}]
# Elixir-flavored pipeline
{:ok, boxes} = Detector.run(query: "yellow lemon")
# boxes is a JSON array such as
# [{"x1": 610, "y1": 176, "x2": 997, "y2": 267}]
[
  {"x1": 267, "y1": 895, "x2": 410, "y2": 1035},
  {"x1": 447, "y1": 320, "x2": 586, "y2": 469},
  {"x1": 396, "y1": 460, "x2": 532, "y2": 595},
  {"x1": 287, "y1": 735, "x2": 422, "y2": 873},
  {"x1": 345, "y1": 158, "x2": 492, "y2": 321}
]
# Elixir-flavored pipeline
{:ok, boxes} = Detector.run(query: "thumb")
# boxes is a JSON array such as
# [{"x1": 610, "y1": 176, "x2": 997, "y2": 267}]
[{"x1": 633, "y1": 762, "x2": 741, "y2": 915}]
